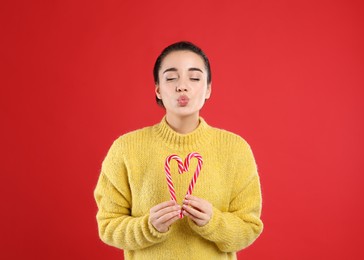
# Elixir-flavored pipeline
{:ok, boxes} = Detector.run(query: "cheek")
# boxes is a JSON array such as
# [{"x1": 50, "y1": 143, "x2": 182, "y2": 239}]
[
  {"x1": 159, "y1": 87, "x2": 174, "y2": 100},
  {"x1": 205, "y1": 88, "x2": 211, "y2": 99},
  {"x1": 197, "y1": 85, "x2": 210, "y2": 97}
]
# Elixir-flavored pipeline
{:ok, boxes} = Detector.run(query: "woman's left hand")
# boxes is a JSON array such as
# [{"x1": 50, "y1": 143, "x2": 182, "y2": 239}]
[{"x1": 182, "y1": 195, "x2": 213, "y2": 226}]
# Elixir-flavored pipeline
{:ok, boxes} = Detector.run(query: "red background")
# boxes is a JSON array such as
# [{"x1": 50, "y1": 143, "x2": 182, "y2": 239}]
[{"x1": 1, "y1": 0, "x2": 363, "y2": 259}]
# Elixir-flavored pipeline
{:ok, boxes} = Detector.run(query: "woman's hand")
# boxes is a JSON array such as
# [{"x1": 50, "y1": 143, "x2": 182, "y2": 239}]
[
  {"x1": 182, "y1": 195, "x2": 213, "y2": 226},
  {"x1": 149, "y1": 200, "x2": 181, "y2": 233}
]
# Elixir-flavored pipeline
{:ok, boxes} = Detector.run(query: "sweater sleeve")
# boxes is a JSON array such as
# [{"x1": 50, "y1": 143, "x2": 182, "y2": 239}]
[
  {"x1": 188, "y1": 141, "x2": 263, "y2": 252},
  {"x1": 94, "y1": 138, "x2": 170, "y2": 250}
]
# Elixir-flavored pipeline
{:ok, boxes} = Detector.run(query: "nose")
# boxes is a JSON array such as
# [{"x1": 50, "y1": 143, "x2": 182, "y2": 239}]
[
  {"x1": 176, "y1": 86, "x2": 187, "y2": 92},
  {"x1": 175, "y1": 80, "x2": 189, "y2": 92}
]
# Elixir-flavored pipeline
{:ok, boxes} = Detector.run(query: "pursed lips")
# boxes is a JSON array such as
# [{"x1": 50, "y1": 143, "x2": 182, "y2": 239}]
[{"x1": 177, "y1": 95, "x2": 189, "y2": 106}]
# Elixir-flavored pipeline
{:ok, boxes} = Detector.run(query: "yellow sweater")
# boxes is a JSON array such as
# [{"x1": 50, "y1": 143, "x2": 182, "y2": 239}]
[{"x1": 94, "y1": 117, "x2": 263, "y2": 259}]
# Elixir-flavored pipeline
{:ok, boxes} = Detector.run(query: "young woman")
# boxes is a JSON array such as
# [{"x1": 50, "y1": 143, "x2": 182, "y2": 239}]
[{"x1": 94, "y1": 41, "x2": 263, "y2": 259}]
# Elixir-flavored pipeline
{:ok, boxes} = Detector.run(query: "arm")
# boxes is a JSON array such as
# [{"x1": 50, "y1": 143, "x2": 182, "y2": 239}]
[
  {"x1": 186, "y1": 142, "x2": 263, "y2": 252},
  {"x1": 94, "y1": 138, "x2": 172, "y2": 250}
]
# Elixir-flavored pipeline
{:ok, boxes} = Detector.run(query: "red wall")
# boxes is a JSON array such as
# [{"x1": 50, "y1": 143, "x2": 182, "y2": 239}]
[{"x1": 1, "y1": 0, "x2": 363, "y2": 259}]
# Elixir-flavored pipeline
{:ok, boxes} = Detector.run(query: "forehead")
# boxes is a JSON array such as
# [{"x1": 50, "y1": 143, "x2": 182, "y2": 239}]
[{"x1": 160, "y1": 50, "x2": 205, "y2": 71}]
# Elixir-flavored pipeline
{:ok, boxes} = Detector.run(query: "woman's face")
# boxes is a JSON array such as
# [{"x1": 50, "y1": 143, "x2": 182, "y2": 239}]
[{"x1": 155, "y1": 50, "x2": 211, "y2": 118}]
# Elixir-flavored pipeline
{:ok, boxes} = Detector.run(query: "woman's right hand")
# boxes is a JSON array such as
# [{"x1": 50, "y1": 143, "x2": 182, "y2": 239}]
[{"x1": 149, "y1": 200, "x2": 181, "y2": 233}]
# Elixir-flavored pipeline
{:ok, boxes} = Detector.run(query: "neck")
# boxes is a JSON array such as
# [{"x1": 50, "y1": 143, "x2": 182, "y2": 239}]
[{"x1": 165, "y1": 113, "x2": 200, "y2": 134}]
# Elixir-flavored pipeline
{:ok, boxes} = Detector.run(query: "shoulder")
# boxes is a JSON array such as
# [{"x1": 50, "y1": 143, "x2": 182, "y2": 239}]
[
  {"x1": 206, "y1": 125, "x2": 256, "y2": 164},
  {"x1": 119, "y1": 125, "x2": 154, "y2": 141},
  {"x1": 112, "y1": 126, "x2": 153, "y2": 148},
  {"x1": 209, "y1": 125, "x2": 251, "y2": 149}
]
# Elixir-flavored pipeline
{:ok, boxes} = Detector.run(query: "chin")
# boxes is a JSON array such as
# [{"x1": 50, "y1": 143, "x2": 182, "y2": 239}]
[{"x1": 176, "y1": 110, "x2": 200, "y2": 118}]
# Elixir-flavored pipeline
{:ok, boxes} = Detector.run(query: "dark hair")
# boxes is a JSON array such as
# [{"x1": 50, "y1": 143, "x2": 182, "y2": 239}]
[{"x1": 153, "y1": 41, "x2": 212, "y2": 107}]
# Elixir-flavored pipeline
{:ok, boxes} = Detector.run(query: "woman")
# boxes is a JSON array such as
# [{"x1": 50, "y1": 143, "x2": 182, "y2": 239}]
[{"x1": 94, "y1": 41, "x2": 263, "y2": 259}]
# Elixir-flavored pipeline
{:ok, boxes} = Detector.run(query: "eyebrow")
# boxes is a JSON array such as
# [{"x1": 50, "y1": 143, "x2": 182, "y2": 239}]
[
  {"x1": 188, "y1": 67, "x2": 203, "y2": 73},
  {"x1": 163, "y1": 67, "x2": 204, "y2": 74},
  {"x1": 163, "y1": 68, "x2": 178, "y2": 74}
]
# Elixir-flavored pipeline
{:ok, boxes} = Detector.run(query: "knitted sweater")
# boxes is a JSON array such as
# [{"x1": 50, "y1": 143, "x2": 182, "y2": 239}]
[{"x1": 94, "y1": 117, "x2": 263, "y2": 259}]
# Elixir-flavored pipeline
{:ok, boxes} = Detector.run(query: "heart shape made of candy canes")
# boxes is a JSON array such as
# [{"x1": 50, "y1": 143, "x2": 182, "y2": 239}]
[{"x1": 164, "y1": 152, "x2": 203, "y2": 218}]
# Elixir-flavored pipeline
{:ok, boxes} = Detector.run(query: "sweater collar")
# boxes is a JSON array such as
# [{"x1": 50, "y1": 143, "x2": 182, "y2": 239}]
[{"x1": 154, "y1": 116, "x2": 212, "y2": 151}]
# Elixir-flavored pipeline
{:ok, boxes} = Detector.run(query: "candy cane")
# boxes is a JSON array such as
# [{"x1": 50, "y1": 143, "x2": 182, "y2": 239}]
[
  {"x1": 164, "y1": 152, "x2": 203, "y2": 218},
  {"x1": 184, "y1": 152, "x2": 203, "y2": 197},
  {"x1": 164, "y1": 154, "x2": 184, "y2": 202}
]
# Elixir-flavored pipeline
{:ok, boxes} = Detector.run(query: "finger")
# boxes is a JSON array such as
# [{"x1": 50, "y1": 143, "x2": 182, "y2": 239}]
[
  {"x1": 150, "y1": 207, "x2": 181, "y2": 233},
  {"x1": 183, "y1": 205, "x2": 211, "y2": 227},
  {"x1": 182, "y1": 204, "x2": 205, "y2": 220},
  {"x1": 183, "y1": 199, "x2": 208, "y2": 213},
  {"x1": 152, "y1": 205, "x2": 180, "y2": 220},
  {"x1": 182, "y1": 208, "x2": 206, "y2": 227},
  {"x1": 164, "y1": 215, "x2": 181, "y2": 226},
  {"x1": 184, "y1": 195, "x2": 203, "y2": 203},
  {"x1": 152, "y1": 209, "x2": 180, "y2": 232},
  {"x1": 150, "y1": 200, "x2": 176, "y2": 213},
  {"x1": 184, "y1": 195, "x2": 207, "y2": 209},
  {"x1": 158, "y1": 210, "x2": 181, "y2": 225}
]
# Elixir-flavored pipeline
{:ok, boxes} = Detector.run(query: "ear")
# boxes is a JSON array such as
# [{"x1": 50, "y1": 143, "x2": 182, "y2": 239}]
[
  {"x1": 155, "y1": 85, "x2": 162, "y2": 99},
  {"x1": 205, "y1": 83, "x2": 212, "y2": 99}
]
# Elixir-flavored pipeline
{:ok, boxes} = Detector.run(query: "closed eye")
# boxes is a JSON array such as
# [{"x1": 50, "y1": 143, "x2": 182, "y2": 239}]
[
  {"x1": 166, "y1": 78, "x2": 177, "y2": 81},
  {"x1": 190, "y1": 78, "x2": 200, "y2": 81}
]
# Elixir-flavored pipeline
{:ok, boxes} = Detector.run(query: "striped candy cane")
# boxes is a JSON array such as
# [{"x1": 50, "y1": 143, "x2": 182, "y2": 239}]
[
  {"x1": 184, "y1": 152, "x2": 203, "y2": 197},
  {"x1": 164, "y1": 154, "x2": 184, "y2": 202},
  {"x1": 164, "y1": 152, "x2": 203, "y2": 218}
]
